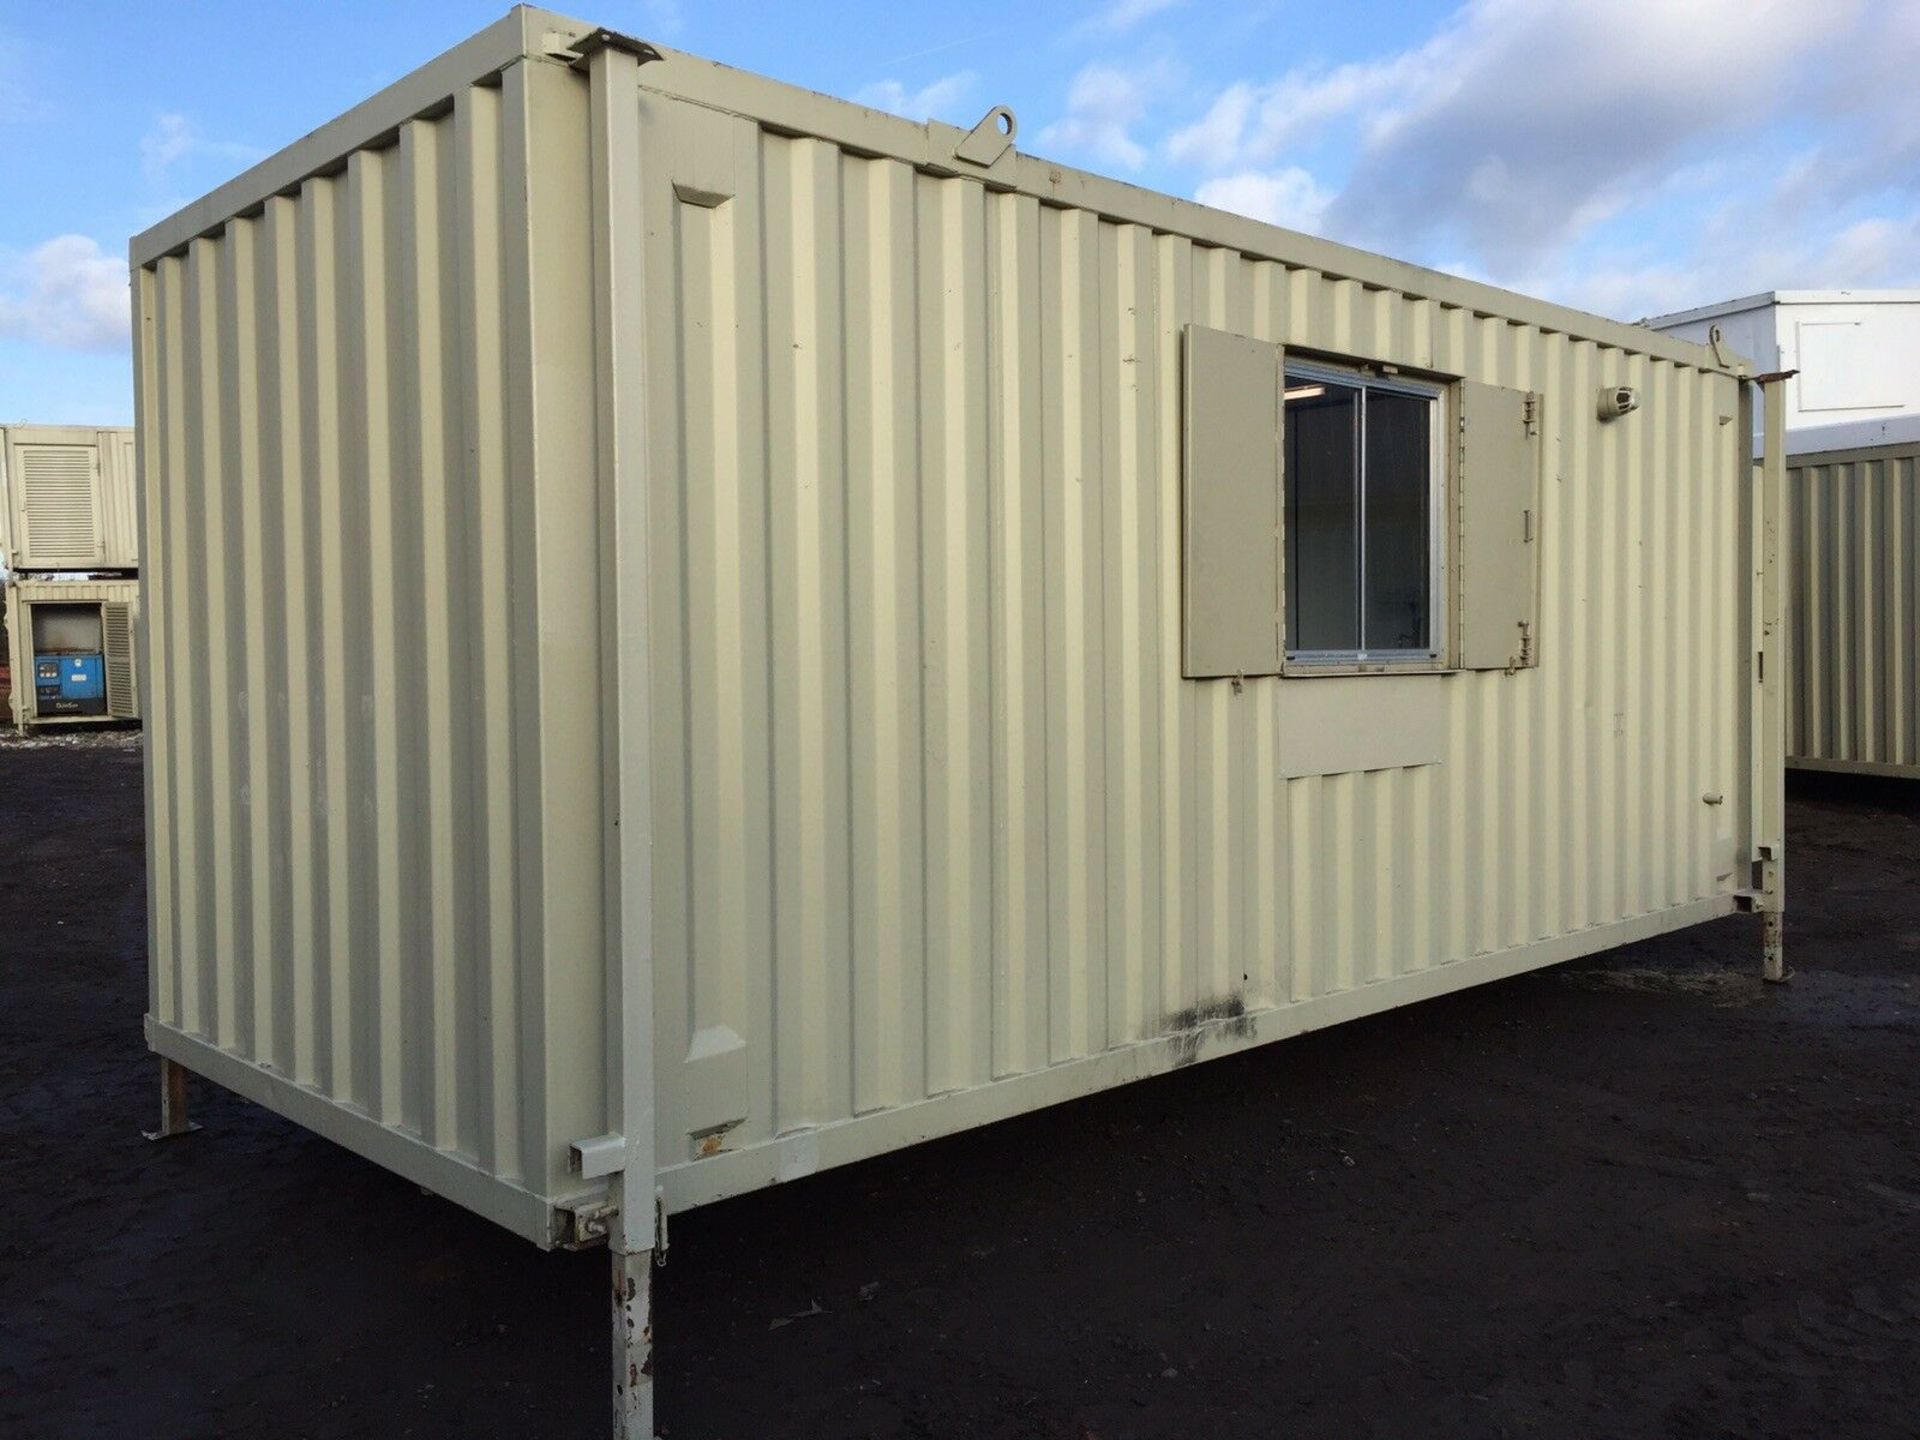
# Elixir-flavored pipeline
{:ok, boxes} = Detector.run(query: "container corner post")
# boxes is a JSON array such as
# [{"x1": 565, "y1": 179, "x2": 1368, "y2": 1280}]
[
  {"x1": 1754, "y1": 368, "x2": 1788, "y2": 986},
  {"x1": 1762, "y1": 908, "x2": 1787, "y2": 984},
  {"x1": 610, "y1": 1234, "x2": 656, "y2": 1439},
  {"x1": 142, "y1": 1056, "x2": 202, "y2": 1141}
]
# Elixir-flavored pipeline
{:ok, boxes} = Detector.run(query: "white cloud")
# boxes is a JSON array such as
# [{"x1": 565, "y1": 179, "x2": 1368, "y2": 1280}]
[
  {"x1": 1074, "y1": 0, "x2": 1187, "y2": 38},
  {"x1": 1160, "y1": 0, "x2": 1920, "y2": 320},
  {"x1": 1168, "y1": 48, "x2": 1428, "y2": 169},
  {"x1": 1175, "y1": 0, "x2": 1843, "y2": 270},
  {"x1": 1036, "y1": 61, "x2": 1175, "y2": 171},
  {"x1": 1165, "y1": 83, "x2": 1253, "y2": 170},
  {"x1": 139, "y1": 113, "x2": 194, "y2": 185},
  {"x1": 1466, "y1": 174, "x2": 1920, "y2": 324},
  {"x1": 139, "y1": 112, "x2": 263, "y2": 187},
  {"x1": 1196, "y1": 167, "x2": 1332, "y2": 235},
  {"x1": 854, "y1": 71, "x2": 979, "y2": 124},
  {"x1": 0, "y1": 235, "x2": 129, "y2": 352},
  {"x1": 1329, "y1": 0, "x2": 1841, "y2": 269}
]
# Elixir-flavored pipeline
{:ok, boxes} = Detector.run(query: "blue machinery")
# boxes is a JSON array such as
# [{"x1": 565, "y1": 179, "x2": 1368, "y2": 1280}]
[{"x1": 34, "y1": 650, "x2": 106, "y2": 717}]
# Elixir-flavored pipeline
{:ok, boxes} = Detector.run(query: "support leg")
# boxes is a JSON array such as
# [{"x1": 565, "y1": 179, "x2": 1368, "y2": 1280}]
[
  {"x1": 612, "y1": 1246, "x2": 655, "y2": 1440},
  {"x1": 1761, "y1": 910, "x2": 1788, "y2": 985},
  {"x1": 142, "y1": 1057, "x2": 201, "y2": 1141}
]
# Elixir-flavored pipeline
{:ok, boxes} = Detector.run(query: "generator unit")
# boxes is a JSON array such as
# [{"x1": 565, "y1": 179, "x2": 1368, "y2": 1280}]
[
  {"x1": 34, "y1": 651, "x2": 107, "y2": 717},
  {"x1": 4, "y1": 578, "x2": 139, "y2": 731}
]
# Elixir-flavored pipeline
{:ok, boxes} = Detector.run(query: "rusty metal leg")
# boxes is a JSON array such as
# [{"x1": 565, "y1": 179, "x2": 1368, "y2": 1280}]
[
  {"x1": 1762, "y1": 910, "x2": 1788, "y2": 985},
  {"x1": 612, "y1": 1245, "x2": 655, "y2": 1439},
  {"x1": 142, "y1": 1057, "x2": 202, "y2": 1141}
]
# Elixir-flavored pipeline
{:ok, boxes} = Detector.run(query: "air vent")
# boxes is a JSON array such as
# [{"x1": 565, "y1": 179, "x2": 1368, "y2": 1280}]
[
  {"x1": 18, "y1": 444, "x2": 101, "y2": 566},
  {"x1": 104, "y1": 602, "x2": 136, "y2": 717}
]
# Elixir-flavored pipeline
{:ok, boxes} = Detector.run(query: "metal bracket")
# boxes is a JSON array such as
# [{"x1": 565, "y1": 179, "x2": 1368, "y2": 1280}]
[
  {"x1": 1708, "y1": 324, "x2": 1733, "y2": 370},
  {"x1": 561, "y1": 1198, "x2": 618, "y2": 1250},
  {"x1": 571, "y1": 1132, "x2": 628, "y2": 1180},
  {"x1": 954, "y1": 106, "x2": 1017, "y2": 168},
  {"x1": 547, "y1": 27, "x2": 665, "y2": 69},
  {"x1": 557, "y1": 1187, "x2": 669, "y2": 1263}
]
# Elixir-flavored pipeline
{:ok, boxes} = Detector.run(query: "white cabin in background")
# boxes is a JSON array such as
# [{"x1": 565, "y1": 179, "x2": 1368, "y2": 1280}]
[{"x1": 1644, "y1": 291, "x2": 1920, "y2": 441}]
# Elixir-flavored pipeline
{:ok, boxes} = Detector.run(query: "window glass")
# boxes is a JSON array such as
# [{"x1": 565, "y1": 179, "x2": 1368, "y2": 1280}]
[
  {"x1": 1283, "y1": 366, "x2": 1438, "y2": 661},
  {"x1": 1284, "y1": 379, "x2": 1360, "y2": 653},
  {"x1": 1363, "y1": 389, "x2": 1432, "y2": 652}
]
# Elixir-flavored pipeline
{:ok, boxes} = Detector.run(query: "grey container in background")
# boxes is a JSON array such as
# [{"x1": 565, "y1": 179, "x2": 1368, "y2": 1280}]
[
  {"x1": 1787, "y1": 415, "x2": 1920, "y2": 777},
  {"x1": 129, "y1": 8, "x2": 1791, "y2": 1434}
]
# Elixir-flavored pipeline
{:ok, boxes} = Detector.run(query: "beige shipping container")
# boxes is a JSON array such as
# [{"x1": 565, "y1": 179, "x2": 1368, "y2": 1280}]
[
  {"x1": 5, "y1": 575, "x2": 140, "y2": 729},
  {"x1": 130, "y1": 9, "x2": 1789, "y2": 1434},
  {"x1": 0, "y1": 424, "x2": 140, "y2": 572},
  {"x1": 1787, "y1": 417, "x2": 1920, "y2": 777}
]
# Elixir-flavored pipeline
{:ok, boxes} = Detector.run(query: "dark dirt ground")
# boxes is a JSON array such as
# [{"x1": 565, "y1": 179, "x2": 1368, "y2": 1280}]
[{"x1": 1, "y1": 738, "x2": 1916, "y2": 1440}]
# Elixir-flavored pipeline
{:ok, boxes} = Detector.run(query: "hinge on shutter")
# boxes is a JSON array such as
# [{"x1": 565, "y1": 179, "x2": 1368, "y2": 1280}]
[{"x1": 1522, "y1": 393, "x2": 1540, "y2": 437}]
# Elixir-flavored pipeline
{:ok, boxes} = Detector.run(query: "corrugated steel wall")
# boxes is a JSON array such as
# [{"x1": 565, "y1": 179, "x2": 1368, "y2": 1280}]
[
  {"x1": 635, "y1": 92, "x2": 1751, "y2": 1197},
  {"x1": 135, "y1": 57, "x2": 611, "y2": 1232},
  {"x1": 99, "y1": 429, "x2": 140, "y2": 569},
  {"x1": 136, "y1": 27, "x2": 1757, "y2": 1240},
  {"x1": 1788, "y1": 443, "x2": 1920, "y2": 774}
]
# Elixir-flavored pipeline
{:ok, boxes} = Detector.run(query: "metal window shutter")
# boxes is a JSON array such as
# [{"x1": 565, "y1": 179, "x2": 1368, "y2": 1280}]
[
  {"x1": 104, "y1": 602, "x2": 138, "y2": 718},
  {"x1": 17, "y1": 443, "x2": 103, "y2": 568},
  {"x1": 1182, "y1": 324, "x2": 1283, "y2": 678},
  {"x1": 1456, "y1": 381, "x2": 1542, "y2": 670}
]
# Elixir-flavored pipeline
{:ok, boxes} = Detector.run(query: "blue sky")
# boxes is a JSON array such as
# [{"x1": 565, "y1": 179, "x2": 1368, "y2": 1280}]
[{"x1": 3, "y1": 0, "x2": 1918, "y2": 424}]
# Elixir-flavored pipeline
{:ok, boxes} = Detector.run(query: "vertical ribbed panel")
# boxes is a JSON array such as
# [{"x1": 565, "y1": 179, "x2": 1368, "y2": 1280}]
[
  {"x1": 99, "y1": 429, "x2": 141, "y2": 568},
  {"x1": 1789, "y1": 444, "x2": 1920, "y2": 774},
  {"x1": 638, "y1": 102, "x2": 1749, "y2": 1182},
  {"x1": 137, "y1": 61, "x2": 609, "y2": 1230},
  {"x1": 135, "y1": 36, "x2": 1756, "y2": 1238}
]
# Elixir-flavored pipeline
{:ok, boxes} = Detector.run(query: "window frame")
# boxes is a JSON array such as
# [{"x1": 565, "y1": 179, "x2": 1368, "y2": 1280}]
[{"x1": 1281, "y1": 357, "x2": 1451, "y2": 674}]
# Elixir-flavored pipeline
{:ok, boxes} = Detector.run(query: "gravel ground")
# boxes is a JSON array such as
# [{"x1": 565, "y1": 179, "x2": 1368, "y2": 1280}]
[{"x1": 1, "y1": 736, "x2": 1916, "y2": 1439}]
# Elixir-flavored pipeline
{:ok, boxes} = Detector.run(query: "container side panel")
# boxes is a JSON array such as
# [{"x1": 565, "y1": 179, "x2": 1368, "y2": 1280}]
[
  {"x1": 213, "y1": 222, "x2": 259, "y2": 1056},
  {"x1": 762, "y1": 133, "x2": 855, "y2": 1130},
  {"x1": 506, "y1": 59, "x2": 610, "y2": 1197},
  {"x1": 134, "y1": 269, "x2": 173, "y2": 1023},
  {"x1": 101, "y1": 429, "x2": 141, "y2": 567},
  {"x1": 636, "y1": 102, "x2": 1752, "y2": 1188},
  {"x1": 1788, "y1": 446, "x2": 1920, "y2": 774},
  {"x1": 137, "y1": 60, "x2": 606, "y2": 1239},
  {"x1": 452, "y1": 81, "x2": 523, "y2": 1180}
]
